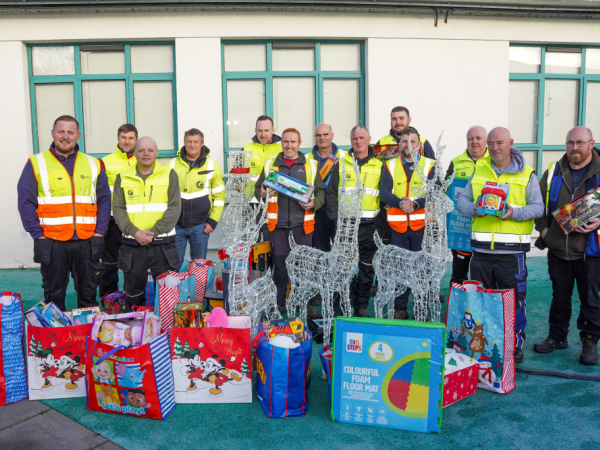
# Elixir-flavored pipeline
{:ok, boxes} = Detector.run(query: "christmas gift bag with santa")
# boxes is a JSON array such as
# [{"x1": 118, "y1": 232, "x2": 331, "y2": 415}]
[
  {"x1": 169, "y1": 308, "x2": 252, "y2": 404},
  {"x1": 445, "y1": 281, "x2": 516, "y2": 394}
]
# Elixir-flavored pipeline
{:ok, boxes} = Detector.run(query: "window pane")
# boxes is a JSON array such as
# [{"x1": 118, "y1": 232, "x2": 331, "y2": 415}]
[
  {"x1": 586, "y1": 49, "x2": 600, "y2": 75},
  {"x1": 521, "y1": 150, "x2": 537, "y2": 172},
  {"x1": 133, "y1": 81, "x2": 174, "y2": 150},
  {"x1": 130, "y1": 45, "x2": 173, "y2": 73},
  {"x1": 586, "y1": 82, "x2": 600, "y2": 134},
  {"x1": 543, "y1": 79, "x2": 579, "y2": 145},
  {"x1": 272, "y1": 48, "x2": 314, "y2": 71},
  {"x1": 80, "y1": 47, "x2": 125, "y2": 75},
  {"x1": 546, "y1": 50, "x2": 581, "y2": 74},
  {"x1": 226, "y1": 80, "x2": 265, "y2": 148},
  {"x1": 321, "y1": 44, "x2": 361, "y2": 71},
  {"x1": 82, "y1": 81, "x2": 126, "y2": 154},
  {"x1": 509, "y1": 47, "x2": 541, "y2": 74},
  {"x1": 224, "y1": 44, "x2": 266, "y2": 72},
  {"x1": 508, "y1": 81, "x2": 538, "y2": 144},
  {"x1": 541, "y1": 151, "x2": 563, "y2": 174},
  {"x1": 32, "y1": 46, "x2": 75, "y2": 76},
  {"x1": 34, "y1": 84, "x2": 75, "y2": 152},
  {"x1": 273, "y1": 78, "x2": 315, "y2": 147},
  {"x1": 323, "y1": 79, "x2": 359, "y2": 146}
]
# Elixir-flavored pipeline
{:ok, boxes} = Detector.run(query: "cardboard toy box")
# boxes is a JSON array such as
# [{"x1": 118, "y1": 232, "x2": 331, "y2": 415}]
[
  {"x1": 263, "y1": 170, "x2": 314, "y2": 204},
  {"x1": 320, "y1": 153, "x2": 339, "y2": 187},
  {"x1": 331, "y1": 317, "x2": 445, "y2": 434},
  {"x1": 553, "y1": 184, "x2": 600, "y2": 234},
  {"x1": 371, "y1": 144, "x2": 402, "y2": 162},
  {"x1": 475, "y1": 182, "x2": 510, "y2": 217},
  {"x1": 442, "y1": 349, "x2": 479, "y2": 407}
]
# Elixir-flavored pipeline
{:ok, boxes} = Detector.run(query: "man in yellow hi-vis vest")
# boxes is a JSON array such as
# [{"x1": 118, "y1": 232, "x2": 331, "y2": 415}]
[
  {"x1": 17, "y1": 115, "x2": 111, "y2": 311},
  {"x1": 457, "y1": 127, "x2": 544, "y2": 364},
  {"x1": 113, "y1": 137, "x2": 182, "y2": 310}
]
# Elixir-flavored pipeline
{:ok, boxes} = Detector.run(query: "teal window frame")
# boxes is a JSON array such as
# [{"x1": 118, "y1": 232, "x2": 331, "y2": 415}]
[
  {"x1": 221, "y1": 40, "x2": 365, "y2": 157},
  {"x1": 510, "y1": 44, "x2": 600, "y2": 174},
  {"x1": 27, "y1": 42, "x2": 178, "y2": 158}
]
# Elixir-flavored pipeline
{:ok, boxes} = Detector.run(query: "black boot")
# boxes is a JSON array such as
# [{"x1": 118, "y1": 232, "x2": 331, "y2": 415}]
[
  {"x1": 306, "y1": 304, "x2": 320, "y2": 319},
  {"x1": 355, "y1": 309, "x2": 370, "y2": 318},
  {"x1": 533, "y1": 337, "x2": 568, "y2": 354},
  {"x1": 514, "y1": 348, "x2": 524, "y2": 364},
  {"x1": 393, "y1": 308, "x2": 408, "y2": 320},
  {"x1": 580, "y1": 336, "x2": 599, "y2": 366}
]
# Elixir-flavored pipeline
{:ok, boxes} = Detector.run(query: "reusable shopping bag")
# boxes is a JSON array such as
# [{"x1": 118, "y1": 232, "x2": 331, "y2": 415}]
[
  {"x1": 26, "y1": 322, "x2": 92, "y2": 400},
  {"x1": 85, "y1": 332, "x2": 176, "y2": 420},
  {"x1": 446, "y1": 280, "x2": 516, "y2": 394},
  {"x1": 319, "y1": 344, "x2": 333, "y2": 403},
  {"x1": 253, "y1": 326, "x2": 312, "y2": 418},
  {"x1": 0, "y1": 292, "x2": 27, "y2": 404},
  {"x1": 170, "y1": 315, "x2": 252, "y2": 403},
  {"x1": 156, "y1": 271, "x2": 196, "y2": 332},
  {"x1": 186, "y1": 259, "x2": 214, "y2": 308}
]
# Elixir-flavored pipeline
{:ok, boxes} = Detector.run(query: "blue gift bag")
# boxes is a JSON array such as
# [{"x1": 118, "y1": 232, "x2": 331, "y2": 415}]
[
  {"x1": 252, "y1": 327, "x2": 312, "y2": 418},
  {"x1": 319, "y1": 345, "x2": 332, "y2": 403},
  {"x1": 0, "y1": 292, "x2": 28, "y2": 404}
]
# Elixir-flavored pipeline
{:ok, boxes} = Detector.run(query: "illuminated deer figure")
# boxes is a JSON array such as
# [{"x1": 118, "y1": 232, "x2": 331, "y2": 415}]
[
  {"x1": 285, "y1": 157, "x2": 364, "y2": 345},
  {"x1": 225, "y1": 195, "x2": 281, "y2": 337},
  {"x1": 373, "y1": 133, "x2": 455, "y2": 323}
]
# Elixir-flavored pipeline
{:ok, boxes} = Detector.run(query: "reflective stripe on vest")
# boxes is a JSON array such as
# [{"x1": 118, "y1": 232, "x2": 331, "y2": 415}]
[
  {"x1": 264, "y1": 158, "x2": 317, "y2": 233},
  {"x1": 30, "y1": 150, "x2": 100, "y2": 241},
  {"x1": 338, "y1": 153, "x2": 382, "y2": 219},
  {"x1": 385, "y1": 156, "x2": 434, "y2": 232},
  {"x1": 102, "y1": 145, "x2": 136, "y2": 208}
]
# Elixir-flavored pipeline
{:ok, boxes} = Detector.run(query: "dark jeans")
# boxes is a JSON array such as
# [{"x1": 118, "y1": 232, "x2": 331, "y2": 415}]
[
  {"x1": 100, "y1": 220, "x2": 122, "y2": 298},
  {"x1": 312, "y1": 212, "x2": 336, "y2": 252},
  {"x1": 118, "y1": 242, "x2": 180, "y2": 311},
  {"x1": 451, "y1": 249, "x2": 472, "y2": 285},
  {"x1": 470, "y1": 252, "x2": 528, "y2": 349},
  {"x1": 375, "y1": 207, "x2": 391, "y2": 245},
  {"x1": 270, "y1": 226, "x2": 312, "y2": 306},
  {"x1": 354, "y1": 222, "x2": 377, "y2": 310},
  {"x1": 33, "y1": 237, "x2": 104, "y2": 311},
  {"x1": 391, "y1": 228, "x2": 424, "y2": 309},
  {"x1": 547, "y1": 251, "x2": 600, "y2": 342}
]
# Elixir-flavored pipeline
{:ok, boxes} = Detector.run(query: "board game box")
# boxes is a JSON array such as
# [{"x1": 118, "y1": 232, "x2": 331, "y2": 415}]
[{"x1": 553, "y1": 184, "x2": 600, "y2": 234}]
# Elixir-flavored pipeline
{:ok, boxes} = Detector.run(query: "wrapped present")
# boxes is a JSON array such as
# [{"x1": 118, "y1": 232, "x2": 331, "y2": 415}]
[
  {"x1": 102, "y1": 291, "x2": 127, "y2": 315},
  {"x1": 443, "y1": 349, "x2": 479, "y2": 407},
  {"x1": 173, "y1": 303, "x2": 204, "y2": 328}
]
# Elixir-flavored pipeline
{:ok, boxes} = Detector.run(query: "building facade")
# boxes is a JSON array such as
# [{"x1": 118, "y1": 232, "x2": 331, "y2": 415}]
[{"x1": 1, "y1": 1, "x2": 598, "y2": 268}]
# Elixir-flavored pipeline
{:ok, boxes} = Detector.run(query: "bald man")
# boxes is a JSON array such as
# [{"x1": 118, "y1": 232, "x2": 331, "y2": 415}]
[
  {"x1": 445, "y1": 126, "x2": 488, "y2": 285},
  {"x1": 534, "y1": 127, "x2": 600, "y2": 365},
  {"x1": 457, "y1": 127, "x2": 544, "y2": 364},
  {"x1": 113, "y1": 136, "x2": 182, "y2": 310}
]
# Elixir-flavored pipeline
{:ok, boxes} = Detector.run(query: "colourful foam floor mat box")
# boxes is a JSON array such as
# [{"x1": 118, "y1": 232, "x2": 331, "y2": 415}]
[{"x1": 331, "y1": 317, "x2": 445, "y2": 433}]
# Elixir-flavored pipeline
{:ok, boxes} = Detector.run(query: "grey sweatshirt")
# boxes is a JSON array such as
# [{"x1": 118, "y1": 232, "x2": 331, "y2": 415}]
[{"x1": 457, "y1": 147, "x2": 544, "y2": 254}]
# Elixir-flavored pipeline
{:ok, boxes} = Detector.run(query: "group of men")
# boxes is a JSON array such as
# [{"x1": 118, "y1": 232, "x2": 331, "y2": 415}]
[{"x1": 17, "y1": 109, "x2": 600, "y2": 367}]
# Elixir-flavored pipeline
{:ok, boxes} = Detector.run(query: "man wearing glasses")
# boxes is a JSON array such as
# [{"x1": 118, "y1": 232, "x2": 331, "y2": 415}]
[{"x1": 534, "y1": 127, "x2": 600, "y2": 365}]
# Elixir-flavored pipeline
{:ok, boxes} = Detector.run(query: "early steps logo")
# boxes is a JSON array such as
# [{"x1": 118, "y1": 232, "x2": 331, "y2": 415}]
[{"x1": 346, "y1": 333, "x2": 363, "y2": 353}]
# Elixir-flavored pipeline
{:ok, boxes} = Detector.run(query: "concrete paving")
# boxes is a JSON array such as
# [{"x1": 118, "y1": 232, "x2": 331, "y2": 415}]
[{"x1": 0, "y1": 400, "x2": 124, "y2": 450}]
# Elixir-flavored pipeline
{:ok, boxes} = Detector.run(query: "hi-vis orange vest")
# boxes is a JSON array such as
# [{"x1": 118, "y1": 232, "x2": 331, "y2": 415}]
[
  {"x1": 385, "y1": 156, "x2": 434, "y2": 233},
  {"x1": 29, "y1": 149, "x2": 102, "y2": 241},
  {"x1": 264, "y1": 158, "x2": 318, "y2": 233}
]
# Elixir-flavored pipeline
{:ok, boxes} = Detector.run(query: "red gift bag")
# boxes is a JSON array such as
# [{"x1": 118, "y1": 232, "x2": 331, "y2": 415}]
[
  {"x1": 187, "y1": 259, "x2": 212, "y2": 307},
  {"x1": 26, "y1": 323, "x2": 92, "y2": 400}
]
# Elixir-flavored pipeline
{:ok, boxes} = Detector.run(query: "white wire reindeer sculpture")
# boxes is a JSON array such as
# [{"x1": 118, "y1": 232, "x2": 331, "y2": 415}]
[
  {"x1": 225, "y1": 195, "x2": 281, "y2": 337},
  {"x1": 285, "y1": 157, "x2": 364, "y2": 345},
  {"x1": 373, "y1": 133, "x2": 455, "y2": 323}
]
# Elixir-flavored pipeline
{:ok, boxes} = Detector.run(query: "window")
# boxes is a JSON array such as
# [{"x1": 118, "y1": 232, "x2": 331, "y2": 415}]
[
  {"x1": 28, "y1": 43, "x2": 177, "y2": 157},
  {"x1": 509, "y1": 45, "x2": 600, "y2": 173},
  {"x1": 222, "y1": 41, "x2": 364, "y2": 155}
]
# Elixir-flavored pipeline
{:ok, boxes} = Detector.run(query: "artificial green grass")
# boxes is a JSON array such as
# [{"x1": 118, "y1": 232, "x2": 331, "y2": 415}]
[{"x1": 1, "y1": 257, "x2": 599, "y2": 450}]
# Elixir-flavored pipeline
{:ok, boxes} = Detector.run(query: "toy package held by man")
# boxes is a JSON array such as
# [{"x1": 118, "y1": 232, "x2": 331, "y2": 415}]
[
  {"x1": 263, "y1": 170, "x2": 314, "y2": 204},
  {"x1": 25, "y1": 301, "x2": 72, "y2": 328},
  {"x1": 261, "y1": 317, "x2": 304, "y2": 343},
  {"x1": 173, "y1": 303, "x2": 204, "y2": 328},
  {"x1": 320, "y1": 153, "x2": 339, "y2": 188},
  {"x1": 371, "y1": 144, "x2": 402, "y2": 162},
  {"x1": 475, "y1": 182, "x2": 510, "y2": 217},
  {"x1": 552, "y1": 185, "x2": 600, "y2": 234}
]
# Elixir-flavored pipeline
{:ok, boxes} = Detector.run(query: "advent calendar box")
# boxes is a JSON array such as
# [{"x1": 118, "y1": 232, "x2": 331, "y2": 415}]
[{"x1": 443, "y1": 349, "x2": 479, "y2": 408}]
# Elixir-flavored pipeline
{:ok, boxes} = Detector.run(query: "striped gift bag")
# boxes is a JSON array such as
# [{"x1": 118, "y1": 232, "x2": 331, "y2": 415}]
[
  {"x1": 0, "y1": 292, "x2": 28, "y2": 404},
  {"x1": 156, "y1": 271, "x2": 196, "y2": 332},
  {"x1": 187, "y1": 259, "x2": 213, "y2": 308},
  {"x1": 85, "y1": 332, "x2": 176, "y2": 420}
]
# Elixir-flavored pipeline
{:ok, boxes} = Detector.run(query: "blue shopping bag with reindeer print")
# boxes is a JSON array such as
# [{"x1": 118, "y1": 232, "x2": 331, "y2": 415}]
[{"x1": 445, "y1": 281, "x2": 515, "y2": 394}]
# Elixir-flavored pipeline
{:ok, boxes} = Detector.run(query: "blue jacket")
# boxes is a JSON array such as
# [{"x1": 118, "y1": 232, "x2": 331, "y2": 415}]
[{"x1": 17, "y1": 144, "x2": 111, "y2": 240}]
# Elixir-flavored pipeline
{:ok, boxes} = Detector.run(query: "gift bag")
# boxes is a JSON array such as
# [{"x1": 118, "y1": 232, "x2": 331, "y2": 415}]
[
  {"x1": 443, "y1": 349, "x2": 479, "y2": 407},
  {"x1": 319, "y1": 344, "x2": 332, "y2": 403},
  {"x1": 156, "y1": 271, "x2": 196, "y2": 332},
  {"x1": 0, "y1": 293, "x2": 28, "y2": 404},
  {"x1": 446, "y1": 281, "x2": 516, "y2": 394},
  {"x1": 85, "y1": 332, "x2": 176, "y2": 420},
  {"x1": 187, "y1": 259, "x2": 214, "y2": 307},
  {"x1": 26, "y1": 322, "x2": 92, "y2": 400},
  {"x1": 253, "y1": 327, "x2": 312, "y2": 418},
  {"x1": 170, "y1": 315, "x2": 252, "y2": 404}
]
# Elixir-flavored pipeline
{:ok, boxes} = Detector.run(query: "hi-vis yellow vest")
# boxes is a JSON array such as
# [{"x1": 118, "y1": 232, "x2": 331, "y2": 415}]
[
  {"x1": 29, "y1": 150, "x2": 101, "y2": 241},
  {"x1": 102, "y1": 145, "x2": 136, "y2": 205},
  {"x1": 385, "y1": 156, "x2": 435, "y2": 232},
  {"x1": 264, "y1": 158, "x2": 317, "y2": 233},
  {"x1": 451, "y1": 149, "x2": 488, "y2": 181},
  {"x1": 471, "y1": 155, "x2": 535, "y2": 251},
  {"x1": 378, "y1": 134, "x2": 427, "y2": 147},
  {"x1": 339, "y1": 151, "x2": 382, "y2": 220},
  {"x1": 119, "y1": 162, "x2": 176, "y2": 239},
  {"x1": 244, "y1": 141, "x2": 283, "y2": 181}
]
